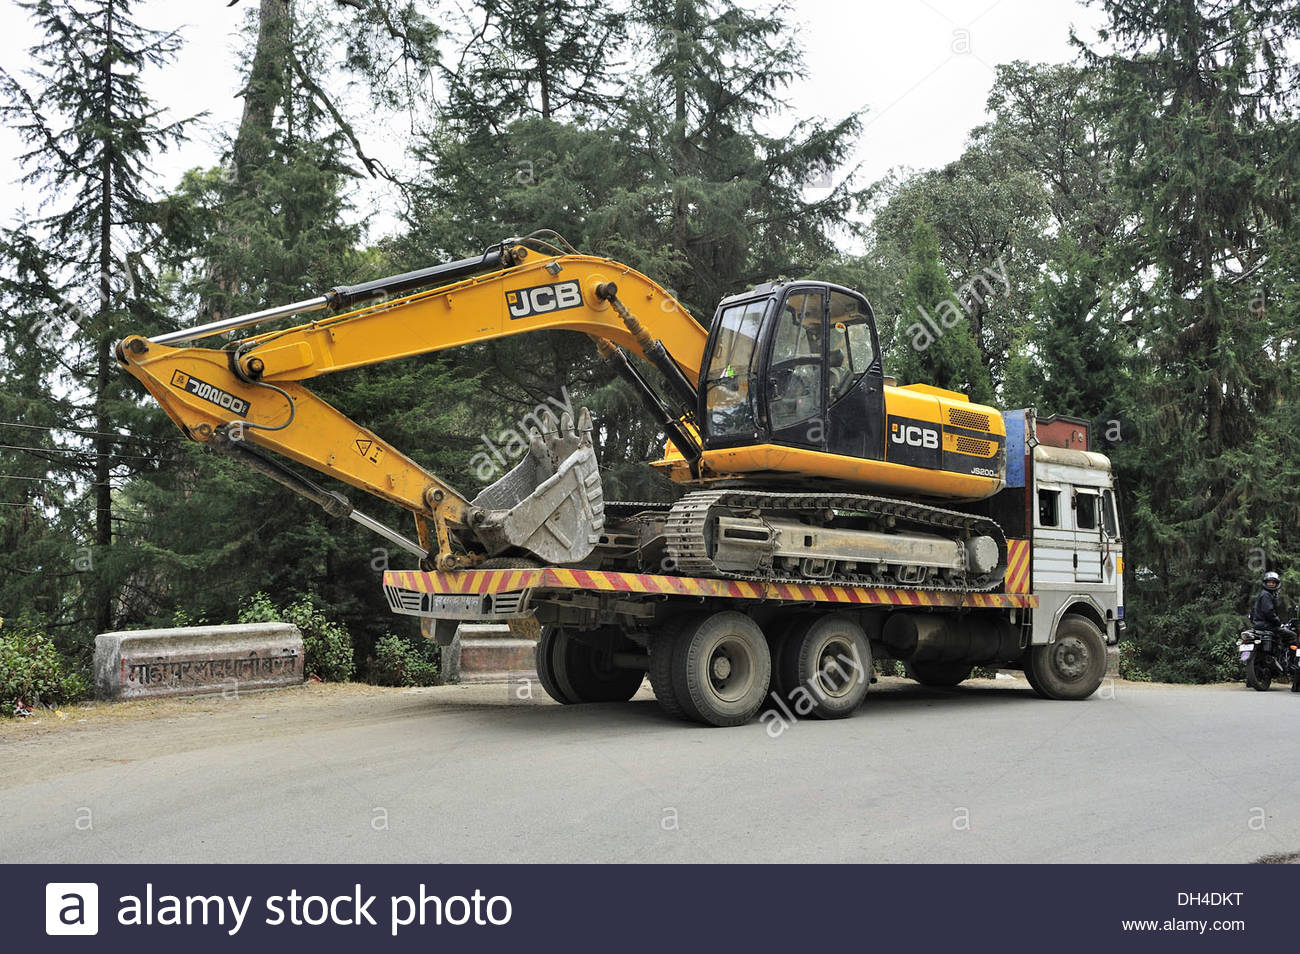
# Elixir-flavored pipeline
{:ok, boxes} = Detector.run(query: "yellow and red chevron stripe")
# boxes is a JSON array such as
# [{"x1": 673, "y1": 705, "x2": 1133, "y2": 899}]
[
  {"x1": 1004, "y1": 539, "x2": 1031, "y2": 594},
  {"x1": 383, "y1": 568, "x2": 1037, "y2": 610}
]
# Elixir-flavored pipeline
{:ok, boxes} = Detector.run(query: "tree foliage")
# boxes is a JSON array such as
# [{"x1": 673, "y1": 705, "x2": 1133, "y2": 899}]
[{"x1": 2, "y1": 0, "x2": 1299, "y2": 687}]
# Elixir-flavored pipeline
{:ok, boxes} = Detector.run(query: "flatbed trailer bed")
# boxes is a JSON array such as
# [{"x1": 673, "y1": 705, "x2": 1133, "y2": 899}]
[{"x1": 383, "y1": 567, "x2": 1037, "y2": 615}]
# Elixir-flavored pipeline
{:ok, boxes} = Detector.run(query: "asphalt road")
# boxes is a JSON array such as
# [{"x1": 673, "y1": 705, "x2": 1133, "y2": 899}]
[{"x1": 1, "y1": 676, "x2": 1296, "y2": 863}]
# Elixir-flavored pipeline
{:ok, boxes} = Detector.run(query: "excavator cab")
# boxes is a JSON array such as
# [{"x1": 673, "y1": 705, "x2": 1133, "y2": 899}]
[{"x1": 700, "y1": 282, "x2": 885, "y2": 462}]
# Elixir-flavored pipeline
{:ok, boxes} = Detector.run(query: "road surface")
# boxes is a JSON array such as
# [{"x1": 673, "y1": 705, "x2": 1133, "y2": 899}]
[{"x1": 1, "y1": 676, "x2": 1296, "y2": 863}]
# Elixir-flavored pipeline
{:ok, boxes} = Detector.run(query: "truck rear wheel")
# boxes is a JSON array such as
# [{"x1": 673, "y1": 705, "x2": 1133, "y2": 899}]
[
  {"x1": 764, "y1": 614, "x2": 803, "y2": 705},
  {"x1": 547, "y1": 626, "x2": 645, "y2": 703},
  {"x1": 778, "y1": 615, "x2": 872, "y2": 718},
  {"x1": 905, "y1": 660, "x2": 973, "y2": 688},
  {"x1": 648, "y1": 617, "x2": 694, "y2": 721},
  {"x1": 672, "y1": 611, "x2": 771, "y2": 727},
  {"x1": 1028, "y1": 615, "x2": 1107, "y2": 700},
  {"x1": 535, "y1": 626, "x2": 575, "y2": 704}
]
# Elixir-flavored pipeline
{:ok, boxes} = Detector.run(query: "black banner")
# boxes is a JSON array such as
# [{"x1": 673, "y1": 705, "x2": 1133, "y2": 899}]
[{"x1": 8, "y1": 864, "x2": 1284, "y2": 952}]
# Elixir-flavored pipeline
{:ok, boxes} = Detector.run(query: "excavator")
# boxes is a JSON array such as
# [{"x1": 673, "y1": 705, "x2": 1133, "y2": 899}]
[{"x1": 117, "y1": 232, "x2": 1009, "y2": 592}]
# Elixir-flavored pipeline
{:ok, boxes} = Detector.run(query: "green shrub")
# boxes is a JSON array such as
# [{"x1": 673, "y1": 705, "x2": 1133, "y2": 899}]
[
  {"x1": 370, "y1": 634, "x2": 439, "y2": 687},
  {"x1": 237, "y1": 592, "x2": 356, "y2": 682},
  {"x1": 0, "y1": 623, "x2": 88, "y2": 713},
  {"x1": 1116, "y1": 641, "x2": 1151, "y2": 681},
  {"x1": 236, "y1": 592, "x2": 279, "y2": 625}
]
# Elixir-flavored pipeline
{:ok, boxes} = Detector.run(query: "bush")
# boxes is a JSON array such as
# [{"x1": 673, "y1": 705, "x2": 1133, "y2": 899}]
[
  {"x1": 1116, "y1": 640, "x2": 1151, "y2": 681},
  {"x1": 237, "y1": 593, "x2": 356, "y2": 682},
  {"x1": 0, "y1": 622, "x2": 88, "y2": 714},
  {"x1": 369, "y1": 634, "x2": 439, "y2": 687}
]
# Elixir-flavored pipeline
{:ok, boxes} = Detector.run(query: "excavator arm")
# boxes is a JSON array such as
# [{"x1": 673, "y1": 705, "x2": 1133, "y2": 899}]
[{"x1": 117, "y1": 242, "x2": 708, "y2": 569}]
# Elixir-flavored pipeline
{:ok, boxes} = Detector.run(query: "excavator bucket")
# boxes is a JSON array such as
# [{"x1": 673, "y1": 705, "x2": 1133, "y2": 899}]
[{"x1": 471, "y1": 407, "x2": 605, "y2": 565}]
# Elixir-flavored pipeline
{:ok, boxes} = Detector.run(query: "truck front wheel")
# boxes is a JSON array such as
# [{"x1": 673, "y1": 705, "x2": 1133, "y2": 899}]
[{"x1": 1028, "y1": 615, "x2": 1107, "y2": 700}]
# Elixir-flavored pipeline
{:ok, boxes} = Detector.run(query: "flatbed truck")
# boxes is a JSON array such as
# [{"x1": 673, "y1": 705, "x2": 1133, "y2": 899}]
[{"x1": 384, "y1": 408, "x2": 1127, "y2": 726}]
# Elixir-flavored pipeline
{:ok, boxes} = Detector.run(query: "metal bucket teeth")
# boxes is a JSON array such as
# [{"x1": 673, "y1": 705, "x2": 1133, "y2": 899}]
[{"x1": 471, "y1": 406, "x2": 604, "y2": 565}]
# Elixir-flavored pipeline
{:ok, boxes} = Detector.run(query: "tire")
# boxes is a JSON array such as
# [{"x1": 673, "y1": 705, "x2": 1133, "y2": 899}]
[
  {"x1": 553, "y1": 626, "x2": 645, "y2": 703},
  {"x1": 905, "y1": 660, "x2": 974, "y2": 688},
  {"x1": 1028, "y1": 614, "x2": 1108, "y2": 700},
  {"x1": 535, "y1": 626, "x2": 575, "y2": 704},
  {"x1": 648, "y1": 617, "x2": 693, "y2": 721},
  {"x1": 1022, "y1": 659, "x2": 1050, "y2": 699},
  {"x1": 671, "y1": 611, "x2": 771, "y2": 727},
  {"x1": 777, "y1": 614, "x2": 872, "y2": 718},
  {"x1": 478, "y1": 557, "x2": 540, "y2": 569},
  {"x1": 764, "y1": 614, "x2": 803, "y2": 706},
  {"x1": 1245, "y1": 650, "x2": 1273, "y2": 692}
]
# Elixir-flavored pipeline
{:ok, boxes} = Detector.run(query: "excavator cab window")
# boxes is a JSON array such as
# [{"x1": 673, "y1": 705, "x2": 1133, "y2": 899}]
[
  {"x1": 827, "y1": 291, "x2": 875, "y2": 404},
  {"x1": 768, "y1": 290, "x2": 826, "y2": 436},
  {"x1": 701, "y1": 282, "x2": 883, "y2": 457},
  {"x1": 703, "y1": 297, "x2": 769, "y2": 439}
]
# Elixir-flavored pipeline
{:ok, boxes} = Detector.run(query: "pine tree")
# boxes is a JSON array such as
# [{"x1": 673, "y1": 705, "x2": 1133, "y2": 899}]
[
  {"x1": 0, "y1": 0, "x2": 189, "y2": 637},
  {"x1": 1074, "y1": 0, "x2": 1300, "y2": 678},
  {"x1": 633, "y1": 0, "x2": 861, "y2": 315},
  {"x1": 442, "y1": 0, "x2": 626, "y2": 128},
  {"x1": 893, "y1": 220, "x2": 994, "y2": 404}
]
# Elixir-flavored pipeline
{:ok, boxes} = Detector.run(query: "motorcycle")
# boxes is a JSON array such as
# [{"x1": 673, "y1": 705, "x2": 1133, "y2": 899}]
[{"x1": 1239, "y1": 618, "x2": 1300, "y2": 691}]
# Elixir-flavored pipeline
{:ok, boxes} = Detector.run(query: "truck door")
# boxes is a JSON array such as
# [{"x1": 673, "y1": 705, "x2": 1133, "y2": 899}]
[
  {"x1": 1072, "y1": 489, "x2": 1104, "y2": 583},
  {"x1": 1032, "y1": 482, "x2": 1074, "y2": 585}
]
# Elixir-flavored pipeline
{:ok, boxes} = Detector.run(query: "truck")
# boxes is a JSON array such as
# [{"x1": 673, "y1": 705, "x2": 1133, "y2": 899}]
[
  {"x1": 116, "y1": 232, "x2": 1124, "y2": 726},
  {"x1": 384, "y1": 407, "x2": 1125, "y2": 724}
]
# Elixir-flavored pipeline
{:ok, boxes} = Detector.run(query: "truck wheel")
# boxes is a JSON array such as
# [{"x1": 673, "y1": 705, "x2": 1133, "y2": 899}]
[
  {"x1": 554, "y1": 626, "x2": 645, "y2": 703},
  {"x1": 905, "y1": 660, "x2": 973, "y2": 688},
  {"x1": 535, "y1": 626, "x2": 575, "y2": 704},
  {"x1": 648, "y1": 618, "x2": 693, "y2": 721},
  {"x1": 779, "y1": 615, "x2": 872, "y2": 718},
  {"x1": 1021, "y1": 660, "x2": 1049, "y2": 699},
  {"x1": 1245, "y1": 651, "x2": 1273, "y2": 691},
  {"x1": 672, "y1": 611, "x2": 771, "y2": 727},
  {"x1": 1028, "y1": 615, "x2": 1107, "y2": 700},
  {"x1": 764, "y1": 614, "x2": 803, "y2": 705}
]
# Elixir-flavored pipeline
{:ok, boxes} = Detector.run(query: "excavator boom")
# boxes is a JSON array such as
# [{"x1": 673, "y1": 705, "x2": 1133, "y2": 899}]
[{"x1": 117, "y1": 242, "x2": 706, "y2": 569}]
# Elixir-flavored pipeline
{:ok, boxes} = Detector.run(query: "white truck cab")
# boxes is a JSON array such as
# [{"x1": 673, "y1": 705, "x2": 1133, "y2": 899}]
[{"x1": 1029, "y1": 443, "x2": 1125, "y2": 647}]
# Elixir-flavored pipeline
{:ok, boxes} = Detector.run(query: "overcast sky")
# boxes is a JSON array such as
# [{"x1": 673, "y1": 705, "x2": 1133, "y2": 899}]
[{"x1": 0, "y1": 0, "x2": 1105, "y2": 242}]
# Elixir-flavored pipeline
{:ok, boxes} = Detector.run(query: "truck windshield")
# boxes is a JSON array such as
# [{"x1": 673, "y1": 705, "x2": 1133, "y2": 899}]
[{"x1": 704, "y1": 299, "x2": 767, "y2": 439}]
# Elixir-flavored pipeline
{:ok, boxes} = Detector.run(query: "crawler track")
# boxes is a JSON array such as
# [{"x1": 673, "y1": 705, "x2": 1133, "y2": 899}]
[{"x1": 646, "y1": 489, "x2": 1007, "y2": 592}]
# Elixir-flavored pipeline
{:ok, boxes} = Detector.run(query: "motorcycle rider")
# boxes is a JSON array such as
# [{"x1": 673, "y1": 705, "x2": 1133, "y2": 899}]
[{"x1": 1251, "y1": 572, "x2": 1300, "y2": 691}]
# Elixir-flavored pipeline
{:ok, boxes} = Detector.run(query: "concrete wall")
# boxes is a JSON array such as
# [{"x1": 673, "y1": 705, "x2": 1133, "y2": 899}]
[
  {"x1": 441, "y1": 623, "x2": 538, "y2": 684},
  {"x1": 95, "y1": 622, "x2": 304, "y2": 700}
]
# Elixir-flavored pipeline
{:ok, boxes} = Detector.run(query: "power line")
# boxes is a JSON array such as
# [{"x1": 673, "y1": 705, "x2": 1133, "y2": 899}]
[
  {"x1": 0, "y1": 442, "x2": 162, "y2": 463},
  {"x1": 0, "y1": 420, "x2": 184, "y2": 445},
  {"x1": 0, "y1": 474, "x2": 125, "y2": 487}
]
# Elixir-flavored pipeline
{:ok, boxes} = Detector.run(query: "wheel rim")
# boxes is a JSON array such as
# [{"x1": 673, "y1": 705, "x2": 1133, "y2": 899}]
[
  {"x1": 704, "y1": 634, "x2": 757, "y2": 703},
  {"x1": 1050, "y1": 635, "x2": 1092, "y2": 683},
  {"x1": 813, "y1": 635, "x2": 860, "y2": 699}
]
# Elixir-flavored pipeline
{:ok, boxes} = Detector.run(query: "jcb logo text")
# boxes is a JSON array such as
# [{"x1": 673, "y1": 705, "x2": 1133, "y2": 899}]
[
  {"x1": 891, "y1": 424, "x2": 939, "y2": 449},
  {"x1": 507, "y1": 281, "x2": 583, "y2": 319}
]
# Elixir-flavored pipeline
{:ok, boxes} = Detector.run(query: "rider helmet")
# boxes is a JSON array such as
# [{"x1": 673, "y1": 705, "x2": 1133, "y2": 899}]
[{"x1": 1264, "y1": 571, "x2": 1281, "y2": 591}]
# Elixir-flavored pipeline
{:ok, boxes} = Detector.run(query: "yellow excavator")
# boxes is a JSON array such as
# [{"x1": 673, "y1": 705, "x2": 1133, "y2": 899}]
[{"x1": 117, "y1": 232, "x2": 1008, "y2": 593}]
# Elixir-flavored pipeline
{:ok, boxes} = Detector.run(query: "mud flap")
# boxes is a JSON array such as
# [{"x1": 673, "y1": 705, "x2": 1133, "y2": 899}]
[{"x1": 471, "y1": 408, "x2": 604, "y2": 565}]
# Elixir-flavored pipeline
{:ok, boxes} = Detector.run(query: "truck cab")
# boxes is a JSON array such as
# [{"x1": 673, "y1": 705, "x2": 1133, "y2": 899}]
[{"x1": 984, "y1": 408, "x2": 1125, "y2": 657}]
